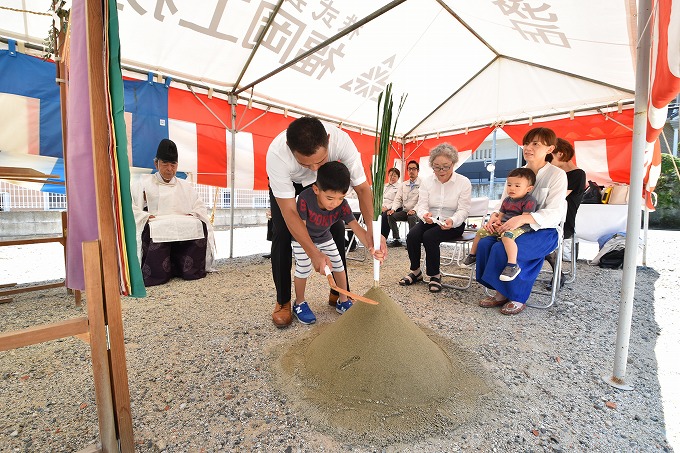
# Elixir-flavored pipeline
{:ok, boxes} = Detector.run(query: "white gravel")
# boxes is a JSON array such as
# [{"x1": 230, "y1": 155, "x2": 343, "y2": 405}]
[{"x1": 0, "y1": 228, "x2": 678, "y2": 452}]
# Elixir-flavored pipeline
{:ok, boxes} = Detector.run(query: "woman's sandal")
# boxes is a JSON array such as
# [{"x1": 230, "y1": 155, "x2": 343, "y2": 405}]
[
  {"x1": 398, "y1": 271, "x2": 423, "y2": 286},
  {"x1": 479, "y1": 296, "x2": 509, "y2": 308},
  {"x1": 500, "y1": 301, "x2": 526, "y2": 315},
  {"x1": 428, "y1": 276, "x2": 443, "y2": 293}
]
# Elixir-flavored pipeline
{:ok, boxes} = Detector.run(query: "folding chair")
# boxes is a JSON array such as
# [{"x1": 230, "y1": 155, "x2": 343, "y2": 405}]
[
  {"x1": 562, "y1": 234, "x2": 577, "y2": 284},
  {"x1": 345, "y1": 213, "x2": 366, "y2": 262},
  {"x1": 439, "y1": 197, "x2": 490, "y2": 289},
  {"x1": 526, "y1": 224, "x2": 564, "y2": 309}
]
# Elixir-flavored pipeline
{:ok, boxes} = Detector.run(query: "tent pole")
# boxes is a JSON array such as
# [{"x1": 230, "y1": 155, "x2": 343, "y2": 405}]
[
  {"x1": 642, "y1": 206, "x2": 649, "y2": 266},
  {"x1": 228, "y1": 95, "x2": 237, "y2": 259},
  {"x1": 602, "y1": 0, "x2": 652, "y2": 391}
]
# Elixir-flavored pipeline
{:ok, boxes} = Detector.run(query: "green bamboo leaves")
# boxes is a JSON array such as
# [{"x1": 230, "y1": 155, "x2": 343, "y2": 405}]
[{"x1": 372, "y1": 83, "x2": 407, "y2": 221}]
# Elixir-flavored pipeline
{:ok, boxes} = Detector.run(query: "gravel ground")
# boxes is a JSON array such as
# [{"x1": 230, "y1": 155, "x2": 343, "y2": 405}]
[{"x1": 0, "y1": 229, "x2": 678, "y2": 452}]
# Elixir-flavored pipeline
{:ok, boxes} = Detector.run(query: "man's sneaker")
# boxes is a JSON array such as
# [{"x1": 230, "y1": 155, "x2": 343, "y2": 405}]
[
  {"x1": 335, "y1": 299, "x2": 353, "y2": 314},
  {"x1": 499, "y1": 264, "x2": 521, "y2": 281},
  {"x1": 387, "y1": 239, "x2": 402, "y2": 247},
  {"x1": 461, "y1": 254, "x2": 476, "y2": 267},
  {"x1": 293, "y1": 301, "x2": 316, "y2": 325}
]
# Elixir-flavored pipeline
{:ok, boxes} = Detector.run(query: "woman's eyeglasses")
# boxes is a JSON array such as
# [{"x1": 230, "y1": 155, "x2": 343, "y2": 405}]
[{"x1": 432, "y1": 165, "x2": 452, "y2": 172}]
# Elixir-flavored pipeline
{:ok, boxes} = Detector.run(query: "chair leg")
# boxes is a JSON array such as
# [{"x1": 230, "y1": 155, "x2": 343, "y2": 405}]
[
  {"x1": 563, "y1": 235, "x2": 577, "y2": 284},
  {"x1": 527, "y1": 227, "x2": 563, "y2": 309},
  {"x1": 440, "y1": 241, "x2": 474, "y2": 290}
]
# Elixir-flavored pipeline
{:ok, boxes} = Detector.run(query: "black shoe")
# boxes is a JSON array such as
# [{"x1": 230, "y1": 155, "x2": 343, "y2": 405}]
[
  {"x1": 387, "y1": 239, "x2": 402, "y2": 247},
  {"x1": 348, "y1": 242, "x2": 357, "y2": 252},
  {"x1": 262, "y1": 253, "x2": 271, "y2": 259},
  {"x1": 547, "y1": 272, "x2": 565, "y2": 290}
]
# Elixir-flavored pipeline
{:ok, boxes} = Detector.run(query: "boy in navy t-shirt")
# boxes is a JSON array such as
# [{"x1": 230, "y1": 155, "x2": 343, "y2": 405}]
[
  {"x1": 292, "y1": 161, "x2": 376, "y2": 324},
  {"x1": 463, "y1": 168, "x2": 538, "y2": 281}
]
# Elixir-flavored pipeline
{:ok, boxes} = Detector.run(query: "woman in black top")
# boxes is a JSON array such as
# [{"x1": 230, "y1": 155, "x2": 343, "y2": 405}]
[{"x1": 551, "y1": 138, "x2": 586, "y2": 243}]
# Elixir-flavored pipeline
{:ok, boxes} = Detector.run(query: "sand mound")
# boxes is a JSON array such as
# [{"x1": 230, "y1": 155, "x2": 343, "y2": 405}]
[{"x1": 278, "y1": 286, "x2": 490, "y2": 444}]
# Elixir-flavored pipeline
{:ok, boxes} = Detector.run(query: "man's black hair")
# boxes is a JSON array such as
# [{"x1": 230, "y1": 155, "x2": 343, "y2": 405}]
[
  {"x1": 407, "y1": 160, "x2": 419, "y2": 170},
  {"x1": 507, "y1": 167, "x2": 536, "y2": 186},
  {"x1": 286, "y1": 117, "x2": 329, "y2": 157},
  {"x1": 315, "y1": 161, "x2": 350, "y2": 193}
]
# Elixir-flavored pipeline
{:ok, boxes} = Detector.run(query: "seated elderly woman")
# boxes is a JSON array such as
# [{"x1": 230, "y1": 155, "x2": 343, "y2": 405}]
[
  {"x1": 398, "y1": 143, "x2": 471, "y2": 292},
  {"x1": 131, "y1": 139, "x2": 216, "y2": 286},
  {"x1": 476, "y1": 127, "x2": 567, "y2": 315}
]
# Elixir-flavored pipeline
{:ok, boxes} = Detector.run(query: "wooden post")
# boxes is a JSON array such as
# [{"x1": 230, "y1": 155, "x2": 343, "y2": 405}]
[
  {"x1": 84, "y1": 0, "x2": 134, "y2": 449},
  {"x1": 82, "y1": 240, "x2": 118, "y2": 451}
]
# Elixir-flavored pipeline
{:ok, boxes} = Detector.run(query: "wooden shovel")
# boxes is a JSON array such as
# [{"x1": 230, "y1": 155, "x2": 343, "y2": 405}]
[{"x1": 324, "y1": 266, "x2": 379, "y2": 305}]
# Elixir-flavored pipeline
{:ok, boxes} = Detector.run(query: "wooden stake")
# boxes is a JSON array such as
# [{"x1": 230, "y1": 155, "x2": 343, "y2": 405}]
[{"x1": 84, "y1": 0, "x2": 134, "y2": 448}]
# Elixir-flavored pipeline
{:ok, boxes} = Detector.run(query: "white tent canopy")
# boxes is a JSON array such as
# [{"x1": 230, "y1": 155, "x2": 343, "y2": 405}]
[{"x1": 1, "y1": 0, "x2": 637, "y2": 138}]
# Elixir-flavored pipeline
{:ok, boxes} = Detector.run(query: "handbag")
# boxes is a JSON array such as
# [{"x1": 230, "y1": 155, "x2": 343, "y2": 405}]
[
  {"x1": 608, "y1": 184, "x2": 629, "y2": 204},
  {"x1": 582, "y1": 180, "x2": 603, "y2": 204}
]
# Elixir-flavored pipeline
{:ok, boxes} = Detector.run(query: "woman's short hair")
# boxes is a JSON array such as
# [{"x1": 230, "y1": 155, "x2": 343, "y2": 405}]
[
  {"x1": 428, "y1": 143, "x2": 459, "y2": 167},
  {"x1": 388, "y1": 167, "x2": 400, "y2": 179},
  {"x1": 522, "y1": 127, "x2": 557, "y2": 148},
  {"x1": 554, "y1": 138, "x2": 575, "y2": 161}
]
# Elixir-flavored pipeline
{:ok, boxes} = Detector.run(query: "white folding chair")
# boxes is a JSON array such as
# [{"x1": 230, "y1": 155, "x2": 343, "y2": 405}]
[
  {"x1": 345, "y1": 214, "x2": 366, "y2": 262},
  {"x1": 439, "y1": 197, "x2": 490, "y2": 290},
  {"x1": 526, "y1": 225, "x2": 564, "y2": 309},
  {"x1": 562, "y1": 234, "x2": 577, "y2": 284}
]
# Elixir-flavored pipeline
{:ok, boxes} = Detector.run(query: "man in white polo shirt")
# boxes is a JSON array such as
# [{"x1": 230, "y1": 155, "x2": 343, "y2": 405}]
[{"x1": 266, "y1": 116, "x2": 385, "y2": 328}]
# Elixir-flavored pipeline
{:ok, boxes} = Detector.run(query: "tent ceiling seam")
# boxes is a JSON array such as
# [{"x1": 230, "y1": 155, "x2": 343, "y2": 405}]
[
  {"x1": 502, "y1": 55, "x2": 635, "y2": 94},
  {"x1": 232, "y1": 0, "x2": 407, "y2": 96},
  {"x1": 404, "y1": 56, "x2": 500, "y2": 137},
  {"x1": 436, "y1": 0, "x2": 500, "y2": 57},
  {"x1": 231, "y1": 0, "x2": 285, "y2": 92}
]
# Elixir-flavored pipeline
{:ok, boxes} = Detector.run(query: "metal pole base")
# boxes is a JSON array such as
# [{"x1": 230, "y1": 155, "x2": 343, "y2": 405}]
[{"x1": 602, "y1": 375, "x2": 634, "y2": 391}]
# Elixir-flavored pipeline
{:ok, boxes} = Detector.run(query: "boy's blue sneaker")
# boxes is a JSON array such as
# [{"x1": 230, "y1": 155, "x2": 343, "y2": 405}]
[
  {"x1": 293, "y1": 301, "x2": 316, "y2": 325},
  {"x1": 335, "y1": 299, "x2": 353, "y2": 314}
]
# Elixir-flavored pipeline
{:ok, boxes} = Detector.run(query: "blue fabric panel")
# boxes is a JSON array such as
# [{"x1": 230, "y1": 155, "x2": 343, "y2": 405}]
[
  {"x1": 123, "y1": 80, "x2": 168, "y2": 168},
  {"x1": 0, "y1": 50, "x2": 63, "y2": 158},
  {"x1": 42, "y1": 157, "x2": 66, "y2": 194}
]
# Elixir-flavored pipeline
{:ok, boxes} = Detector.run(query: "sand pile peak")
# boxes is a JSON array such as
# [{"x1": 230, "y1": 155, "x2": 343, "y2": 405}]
[
  {"x1": 304, "y1": 286, "x2": 454, "y2": 404},
  {"x1": 278, "y1": 286, "x2": 490, "y2": 443}
]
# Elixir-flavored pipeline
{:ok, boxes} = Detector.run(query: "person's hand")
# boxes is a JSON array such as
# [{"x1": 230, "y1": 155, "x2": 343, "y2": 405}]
[
  {"x1": 382, "y1": 206, "x2": 388, "y2": 213},
  {"x1": 386, "y1": 209, "x2": 394, "y2": 216},
  {"x1": 423, "y1": 212, "x2": 434, "y2": 224},
  {"x1": 148, "y1": 215, "x2": 156, "y2": 220},
  {"x1": 369, "y1": 234, "x2": 388, "y2": 263},
  {"x1": 439, "y1": 218, "x2": 453, "y2": 230},
  {"x1": 407, "y1": 209, "x2": 415, "y2": 216},
  {"x1": 484, "y1": 213, "x2": 501, "y2": 233},
  {"x1": 311, "y1": 249, "x2": 332, "y2": 275},
  {"x1": 497, "y1": 215, "x2": 524, "y2": 233}
]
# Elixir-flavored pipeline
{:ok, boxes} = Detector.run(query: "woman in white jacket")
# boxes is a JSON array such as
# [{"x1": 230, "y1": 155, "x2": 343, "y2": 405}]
[
  {"x1": 476, "y1": 127, "x2": 567, "y2": 315},
  {"x1": 398, "y1": 143, "x2": 471, "y2": 293}
]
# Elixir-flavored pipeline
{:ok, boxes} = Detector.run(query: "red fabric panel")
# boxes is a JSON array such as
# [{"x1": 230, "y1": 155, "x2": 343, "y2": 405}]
[
  {"x1": 344, "y1": 129, "x2": 381, "y2": 183},
  {"x1": 503, "y1": 110, "x2": 635, "y2": 183},
  {"x1": 236, "y1": 105, "x2": 294, "y2": 190},
  {"x1": 196, "y1": 123, "x2": 228, "y2": 187},
  {"x1": 644, "y1": 0, "x2": 680, "y2": 208},
  {"x1": 168, "y1": 88, "x2": 230, "y2": 186},
  {"x1": 403, "y1": 127, "x2": 493, "y2": 163},
  {"x1": 647, "y1": 0, "x2": 680, "y2": 141}
]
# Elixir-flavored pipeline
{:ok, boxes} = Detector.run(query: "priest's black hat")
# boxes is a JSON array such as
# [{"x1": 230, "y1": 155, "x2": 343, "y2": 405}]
[{"x1": 156, "y1": 139, "x2": 178, "y2": 162}]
